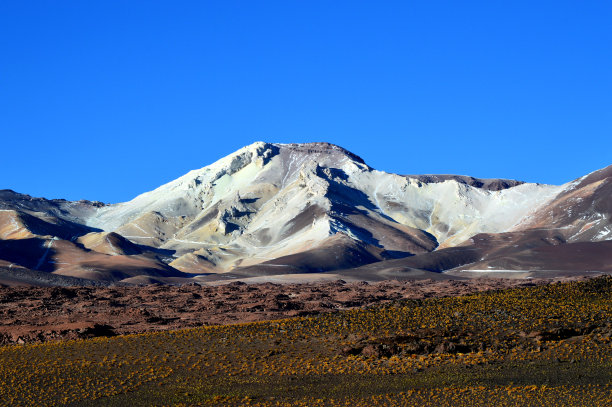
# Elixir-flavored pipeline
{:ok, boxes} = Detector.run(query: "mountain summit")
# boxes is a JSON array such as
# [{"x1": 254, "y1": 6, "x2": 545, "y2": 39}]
[{"x1": 1, "y1": 142, "x2": 610, "y2": 285}]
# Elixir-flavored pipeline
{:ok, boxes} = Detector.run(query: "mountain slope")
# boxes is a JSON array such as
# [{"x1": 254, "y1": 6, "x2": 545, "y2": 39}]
[
  {"x1": 512, "y1": 164, "x2": 612, "y2": 242},
  {"x1": 84, "y1": 142, "x2": 560, "y2": 272}
]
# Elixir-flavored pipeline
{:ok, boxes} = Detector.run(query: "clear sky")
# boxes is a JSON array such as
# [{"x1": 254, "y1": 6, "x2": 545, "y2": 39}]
[{"x1": 1, "y1": 1, "x2": 611, "y2": 203}]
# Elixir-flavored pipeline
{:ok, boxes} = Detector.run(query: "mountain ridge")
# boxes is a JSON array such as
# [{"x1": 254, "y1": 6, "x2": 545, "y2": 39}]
[{"x1": 0, "y1": 142, "x2": 610, "y2": 285}]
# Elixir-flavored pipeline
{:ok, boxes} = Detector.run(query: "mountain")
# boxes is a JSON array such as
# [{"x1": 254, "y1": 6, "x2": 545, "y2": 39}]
[
  {"x1": 0, "y1": 142, "x2": 610, "y2": 285},
  {"x1": 512, "y1": 164, "x2": 612, "y2": 242}
]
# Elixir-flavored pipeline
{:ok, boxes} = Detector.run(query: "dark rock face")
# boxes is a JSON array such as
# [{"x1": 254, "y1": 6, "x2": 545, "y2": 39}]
[
  {"x1": 403, "y1": 175, "x2": 525, "y2": 191},
  {"x1": 279, "y1": 142, "x2": 367, "y2": 165}
]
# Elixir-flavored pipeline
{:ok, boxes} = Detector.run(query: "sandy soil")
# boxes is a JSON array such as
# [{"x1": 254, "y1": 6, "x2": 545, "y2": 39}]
[{"x1": 0, "y1": 277, "x2": 586, "y2": 345}]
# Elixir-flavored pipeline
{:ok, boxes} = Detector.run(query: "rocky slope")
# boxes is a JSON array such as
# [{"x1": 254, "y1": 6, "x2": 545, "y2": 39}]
[
  {"x1": 0, "y1": 142, "x2": 610, "y2": 284},
  {"x1": 0, "y1": 278, "x2": 556, "y2": 344}
]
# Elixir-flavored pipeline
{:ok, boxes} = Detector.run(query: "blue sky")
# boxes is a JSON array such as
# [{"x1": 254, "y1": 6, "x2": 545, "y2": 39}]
[{"x1": 1, "y1": 1, "x2": 610, "y2": 203}]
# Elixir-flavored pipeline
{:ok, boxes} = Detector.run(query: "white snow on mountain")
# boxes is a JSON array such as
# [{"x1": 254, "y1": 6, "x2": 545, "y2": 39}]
[{"x1": 84, "y1": 142, "x2": 563, "y2": 271}]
